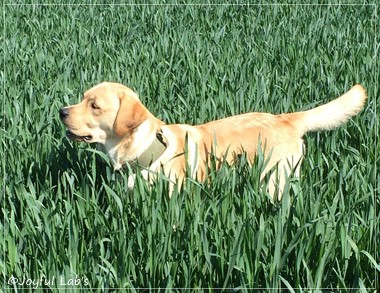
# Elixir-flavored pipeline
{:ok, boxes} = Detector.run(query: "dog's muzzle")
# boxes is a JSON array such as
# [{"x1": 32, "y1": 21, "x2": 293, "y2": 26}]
[{"x1": 59, "y1": 108, "x2": 93, "y2": 142}]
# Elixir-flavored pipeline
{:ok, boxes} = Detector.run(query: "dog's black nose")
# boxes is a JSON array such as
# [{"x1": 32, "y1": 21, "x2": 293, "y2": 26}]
[{"x1": 59, "y1": 108, "x2": 69, "y2": 120}]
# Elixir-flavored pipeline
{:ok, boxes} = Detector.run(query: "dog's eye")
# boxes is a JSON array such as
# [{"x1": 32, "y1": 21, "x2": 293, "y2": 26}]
[{"x1": 91, "y1": 102, "x2": 100, "y2": 110}]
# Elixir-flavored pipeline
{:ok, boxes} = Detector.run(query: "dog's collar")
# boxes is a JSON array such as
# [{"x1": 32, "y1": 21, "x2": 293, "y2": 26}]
[{"x1": 129, "y1": 129, "x2": 167, "y2": 169}]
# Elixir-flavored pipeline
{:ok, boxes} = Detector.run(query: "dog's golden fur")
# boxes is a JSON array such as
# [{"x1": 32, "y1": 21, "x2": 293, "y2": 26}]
[{"x1": 60, "y1": 82, "x2": 366, "y2": 199}]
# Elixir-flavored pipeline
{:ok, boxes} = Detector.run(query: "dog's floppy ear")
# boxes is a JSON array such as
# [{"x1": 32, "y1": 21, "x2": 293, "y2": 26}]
[{"x1": 113, "y1": 91, "x2": 148, "y2": 137}]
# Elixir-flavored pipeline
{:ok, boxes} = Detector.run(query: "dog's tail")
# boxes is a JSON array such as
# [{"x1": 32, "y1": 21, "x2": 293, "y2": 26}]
[{"x1": 291, "y1": 84, "x2": 367, "y2": 136}]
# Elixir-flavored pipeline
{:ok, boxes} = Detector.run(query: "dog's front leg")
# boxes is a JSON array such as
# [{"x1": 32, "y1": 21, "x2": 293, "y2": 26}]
[
  {"x1": 127, "y1": 174, "x2": 136, "y2": 190},
  {"x1": 127, "y1": 170, "x2": 153, "y2": 190}
]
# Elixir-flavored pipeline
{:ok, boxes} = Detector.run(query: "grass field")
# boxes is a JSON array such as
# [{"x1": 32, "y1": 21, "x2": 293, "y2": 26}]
[{"x1": 1, "y1": 2, "x2": 379, "y2": 292}]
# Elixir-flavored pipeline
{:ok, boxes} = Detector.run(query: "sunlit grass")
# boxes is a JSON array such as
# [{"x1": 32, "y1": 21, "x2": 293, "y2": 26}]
[{"x1": 2, "y1": 3, "x2": 378, "y2": 292}]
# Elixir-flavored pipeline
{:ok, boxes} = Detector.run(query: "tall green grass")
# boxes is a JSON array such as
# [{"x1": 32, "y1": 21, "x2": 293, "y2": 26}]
[{"x1": 2, "y1": 3, "x2": 378, "y2": 292}]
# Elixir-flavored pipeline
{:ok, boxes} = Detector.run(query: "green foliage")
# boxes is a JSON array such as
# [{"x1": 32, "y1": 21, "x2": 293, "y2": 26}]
[{"x1": 2, "y1": 3, "x2": 378, "y2": 292}]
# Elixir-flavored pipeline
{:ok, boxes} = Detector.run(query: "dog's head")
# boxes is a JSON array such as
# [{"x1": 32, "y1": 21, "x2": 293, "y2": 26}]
[{"x1": 60, "y1": 82, "x2": 148, "y2": 144}]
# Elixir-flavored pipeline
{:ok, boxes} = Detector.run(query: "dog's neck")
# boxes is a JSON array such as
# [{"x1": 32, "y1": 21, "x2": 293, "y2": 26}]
[
  {"x1": 103, "y1": 118, "x2": 166, "y2": 170},
  {"x1": 127, "y1": 129, "x2": 167, "y2": 169}
]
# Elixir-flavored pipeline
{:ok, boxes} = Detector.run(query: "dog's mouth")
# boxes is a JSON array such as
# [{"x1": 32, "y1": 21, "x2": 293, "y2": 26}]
[{"x1": 66, "y1": 130, "x2": 93, "y2": 142}]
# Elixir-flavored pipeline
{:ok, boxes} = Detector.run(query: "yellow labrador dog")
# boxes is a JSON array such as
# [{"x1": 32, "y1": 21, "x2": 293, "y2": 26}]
[{"x1": 60, "y1": 82, "x2": 366, "y2": 199}]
